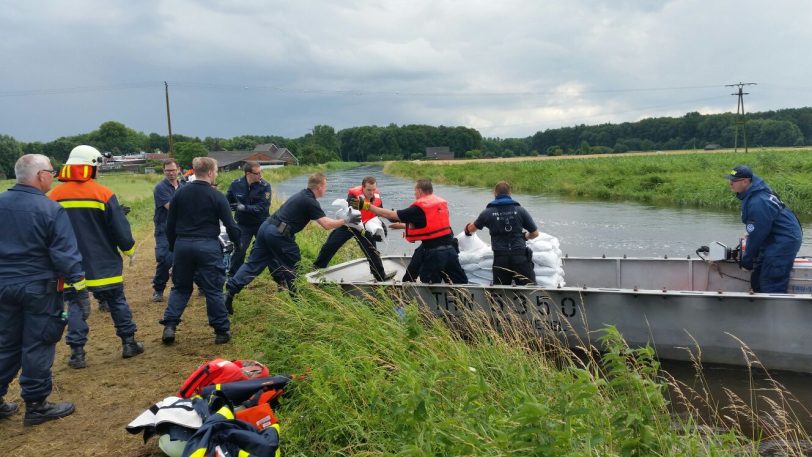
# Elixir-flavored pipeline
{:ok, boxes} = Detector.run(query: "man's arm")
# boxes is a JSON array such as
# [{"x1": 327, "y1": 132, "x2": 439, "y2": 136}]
[
  {"x1": 739, "y1": 199, "x2": 779, "y2": 269},
  {"x1": 315, "y1": 216, "x2": 348, "y2": 230},
  {"x1": 363, "y1": 204, "x2": 400, "y2": 221}
]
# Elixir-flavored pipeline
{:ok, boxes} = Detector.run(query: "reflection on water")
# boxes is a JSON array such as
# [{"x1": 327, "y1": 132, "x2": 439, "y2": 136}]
[{"x1": 275, "y1": 165, "x2": 812, "y2": 433}]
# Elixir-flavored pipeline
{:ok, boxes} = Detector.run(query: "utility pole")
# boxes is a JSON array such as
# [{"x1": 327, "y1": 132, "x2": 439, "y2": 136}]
[
  {"x1": 164, "y1": 81, "x2": 174, "y2": 156},
  {"x1": 725, "y1": 82, "x2": 757, "y2": 152}
]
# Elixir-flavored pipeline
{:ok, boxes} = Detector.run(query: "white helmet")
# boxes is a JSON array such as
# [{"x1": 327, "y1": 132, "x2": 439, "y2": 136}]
[{"x1": 66, "y1": 145, "x2": 104, "y2": 166}]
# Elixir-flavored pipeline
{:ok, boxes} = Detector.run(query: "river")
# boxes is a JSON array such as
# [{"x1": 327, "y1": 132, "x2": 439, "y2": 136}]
[{"x1": 274, "y1": 165, "x2": 812, "y2": 434}]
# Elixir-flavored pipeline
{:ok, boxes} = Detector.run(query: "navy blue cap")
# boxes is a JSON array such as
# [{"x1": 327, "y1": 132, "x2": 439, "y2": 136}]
[{"x1": 725, "y1": 165, "x2": 753, "y2": 180}]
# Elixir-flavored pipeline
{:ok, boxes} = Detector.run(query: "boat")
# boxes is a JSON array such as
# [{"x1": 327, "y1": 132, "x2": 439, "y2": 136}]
[{"x1": 307, "y1": 255, "x2": 812, "y2": 373}]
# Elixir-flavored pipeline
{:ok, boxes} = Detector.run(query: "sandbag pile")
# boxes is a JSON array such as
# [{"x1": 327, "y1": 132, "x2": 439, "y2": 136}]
[{"x1": 455, "y1": 231, "x2": 566, "y2": 287}]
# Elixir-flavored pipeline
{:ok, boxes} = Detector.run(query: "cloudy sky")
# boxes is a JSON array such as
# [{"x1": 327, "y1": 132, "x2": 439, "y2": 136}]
[{"x1": 2, "y1": 0, "x2": 810, "y2": 142}]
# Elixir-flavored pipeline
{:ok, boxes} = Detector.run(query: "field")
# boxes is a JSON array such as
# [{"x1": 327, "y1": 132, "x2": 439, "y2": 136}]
[
  {"x1": 386, "y1": 148, "x2": 812, "y2": 216},
  {"x1": 0, "y1": 163, "x2": 807, "y2": 455}
]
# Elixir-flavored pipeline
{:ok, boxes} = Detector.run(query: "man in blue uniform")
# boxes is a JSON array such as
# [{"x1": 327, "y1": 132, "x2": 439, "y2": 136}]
[
  {"x1": 727, "y1": 165, "x2": 803, "y2": 293},
  {"x1": 464, "y1": 181, "x2": 540, "y2": 285},
  {"x1": 152, "y1": 158, "x2": 183, "y2": 302},
  {"x1": 225, "y1": 173, "x2": 356, "y2": 306},
  {"x1": 0, "y1": 154, "x2": 84, "y2": 426},
  {"x1": 160, "y1": 157, "x2": 241, "y2": 345},
  {"x1": 226, "y1": 162, "x2": 275, "y2": 280}
]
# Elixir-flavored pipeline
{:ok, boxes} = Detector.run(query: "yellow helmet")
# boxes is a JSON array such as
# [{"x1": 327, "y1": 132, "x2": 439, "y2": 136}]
[{"x1": 66, "y1": 145, "x2": 104, "y2": 166}]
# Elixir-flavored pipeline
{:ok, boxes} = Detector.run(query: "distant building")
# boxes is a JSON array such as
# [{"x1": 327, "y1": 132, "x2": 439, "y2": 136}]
[
  {"x1": 207, "y1": 151, "x2": 286, "y2": 171},
  {"x1": 253, "y1": 143, "x2": 299, "y2": 166},
  {"x1": 425, "y1": 146, "x2": 454, "y2": 160}
]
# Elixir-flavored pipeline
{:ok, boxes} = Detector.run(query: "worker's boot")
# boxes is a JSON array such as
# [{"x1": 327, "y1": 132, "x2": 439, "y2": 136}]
[
  {"x1": 68, "y1": 346, "x2": 86, "y2": 369},
  {"x1": 121, "y1": 335, "x2": 145, "y2": 358},
  {"x1": 23, "y1": 400, "x2": 75, "y2": 426},
  {"x1": 0, "y1": 398, "x2": 18, "y2": 419},
  {"x1": 162, "y1": 325, "x2": 176, "y2": 345}
]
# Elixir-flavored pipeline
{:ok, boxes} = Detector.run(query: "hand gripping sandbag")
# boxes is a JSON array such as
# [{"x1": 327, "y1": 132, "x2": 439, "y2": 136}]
[{"x1": 455, "y1": 231, "x2": 489, "y2": 252}]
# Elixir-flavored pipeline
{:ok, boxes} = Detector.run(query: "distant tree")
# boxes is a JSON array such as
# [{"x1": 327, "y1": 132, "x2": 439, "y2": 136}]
[
  {"x1": 86, "y1": 121, "x2": 143, "y2": 154},
  {"x1": 0, "y1": 135, "x2": 22, "y2": 179},
  {"x1": 298, "y1": 144, "x2": 339, "y2": 165},
  {"x1": 174, "y1": 142, "x2": 208, "y2": 169},
  {"x1": 464, "y1": 149, "x2": 483, "y2": 159}
]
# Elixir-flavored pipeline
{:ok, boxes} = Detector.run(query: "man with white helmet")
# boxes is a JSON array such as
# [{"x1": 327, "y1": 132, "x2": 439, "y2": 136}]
[{"x1": 49, "y1": 145, "x2": 144, "y2": 368}]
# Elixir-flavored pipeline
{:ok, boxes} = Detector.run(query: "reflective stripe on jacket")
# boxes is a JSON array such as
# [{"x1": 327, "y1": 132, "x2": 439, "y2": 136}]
[{"x1": 404, "y1": 194, "x2": 452, "y2": 242}]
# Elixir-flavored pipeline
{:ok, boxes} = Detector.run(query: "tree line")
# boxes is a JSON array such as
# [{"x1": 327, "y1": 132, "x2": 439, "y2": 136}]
[{"x1": 1, "y1": 107, "x2": 811, "y2": 178}]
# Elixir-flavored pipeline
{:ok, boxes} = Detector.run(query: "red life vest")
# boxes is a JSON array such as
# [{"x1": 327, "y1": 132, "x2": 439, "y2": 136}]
[
  {"x1": 348, "y1": 185, "x2": 382, "y2": 223},
  {"x1": 178, "y1": 358, "x2": 270, "y2": 398},
  {"x1": 404, "y1": 194, "x2": 452, "y2": 242},
  {"x1": 57, "y1": 164, "x2": 96, "y2": 182}
]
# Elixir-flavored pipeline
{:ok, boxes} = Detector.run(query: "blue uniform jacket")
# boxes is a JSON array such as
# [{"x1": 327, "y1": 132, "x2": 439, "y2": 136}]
[
  {"x1": 0, "y1": 184, "x2": 85, "y2": 286},
  {"x1": 737, "y1": 175, "x2": 803, "y2": 269},
  {"x1": 226, "y1": 176, "x2": 271, "y2": 227}
]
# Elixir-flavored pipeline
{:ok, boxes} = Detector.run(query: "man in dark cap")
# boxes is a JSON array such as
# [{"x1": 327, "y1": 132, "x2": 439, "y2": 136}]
[{"x1": 726, "y1": 165, "x2": 803, "y2": 293}]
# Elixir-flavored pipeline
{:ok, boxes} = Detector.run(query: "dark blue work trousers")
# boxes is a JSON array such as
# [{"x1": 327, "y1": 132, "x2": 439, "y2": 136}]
[
  {"x1": 161, "y1": 238, "x2": 229, "y2": 333},
  {"x1": 229, "y1": 222, "x2": 299, "y2": 294},
  {"x1": 313, "y1": 226, "x2": 386, "y2": 280},
  {"x1": 65, "y1": 285, "x2": 137, "y2": 347},
  {"x1": 751, "y1": 254, "x2": 796, "y2": 293},
  {"x1": 418, "y1": 245, "x2": 468, "y2": 285},
  {"x1": 152, "y1": 226, "x2": 172, "y2": 293},
  {"x1": 0, "y1": 280, "x2": 65, "y2": 403}
]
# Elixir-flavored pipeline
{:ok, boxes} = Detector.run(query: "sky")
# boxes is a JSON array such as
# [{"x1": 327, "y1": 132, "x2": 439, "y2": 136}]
[{"x1": 2, "y1": 0, "x2": 811, "y2": 143}]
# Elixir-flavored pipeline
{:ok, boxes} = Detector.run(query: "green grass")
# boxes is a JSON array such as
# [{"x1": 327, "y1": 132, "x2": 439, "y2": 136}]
[{"x1": 385, "y1": 149, "x2": 812, "y2": 216}]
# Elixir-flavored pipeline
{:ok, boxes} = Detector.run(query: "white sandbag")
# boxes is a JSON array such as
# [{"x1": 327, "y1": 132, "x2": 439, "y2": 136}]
[
  {"x1": 469, "y1": 269, "x2": 493, "y2": 282},
  {"x1": 363, "y1": 216, "x2": 385, "y2": 239},
  {"x1": 477, "y1": 258, "x2": 493, "y2": 270},
  {"x1": 536, "y1": 274, "x2": 565, "y2": 288},
  {"x1": 458, "y1": 250, "x2": 484, "y2": 265},
  {"x1": 527, "y1": 238, "x2": 554, "y2": 252},
  {"x1": 467, "y1": 275, "x2": 491, "y2": 286},
  {"x1": 462, "y1": 262, "x2": 480, "y2": 272},
  {"x1": 332, "y1": 199, "x2": 363, "y2": 231},
  {"x1": 535, "y1": 232, "x2": 560, "y2": 247},
  {"x1": 455, "y1": 231, "x2": 489, "y2": 252},
  {"x1": 533, "y1": 265, "x2": 560, "y2": 277},
  {"x1": 533, "y1": 251, "x2": 561, "y2": 269}
]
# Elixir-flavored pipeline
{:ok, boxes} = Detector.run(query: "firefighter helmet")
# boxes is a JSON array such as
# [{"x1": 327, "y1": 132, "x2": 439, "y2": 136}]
[{"x1": 66, "y1": 145, "x2": 104, "y2": 166}]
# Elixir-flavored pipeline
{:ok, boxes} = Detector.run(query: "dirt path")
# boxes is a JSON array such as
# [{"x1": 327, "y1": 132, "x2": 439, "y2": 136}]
[{"x1": 0, "y1": 229, "x2": 241, "y2": 456}]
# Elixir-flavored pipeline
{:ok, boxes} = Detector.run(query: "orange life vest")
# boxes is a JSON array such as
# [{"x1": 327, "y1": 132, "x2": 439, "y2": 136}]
[
  {"x1": 404, "y1": 194, "x2": 452, "y2": 242},
  {"x1": 348, "y1": 185, "x2": 382, "y2": 223}
]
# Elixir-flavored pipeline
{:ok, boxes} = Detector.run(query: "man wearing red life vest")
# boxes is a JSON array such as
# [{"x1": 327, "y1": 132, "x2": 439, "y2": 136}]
[
  {"x1": 313, "y1": 176, "x2": 395, "y2": 281},
  {"x1": 351, "y1": 178, "x2": 467, "y2": 284}
]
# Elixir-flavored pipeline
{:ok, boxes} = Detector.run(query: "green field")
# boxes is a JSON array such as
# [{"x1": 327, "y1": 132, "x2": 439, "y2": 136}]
[{"x1": 386, "y1": 149, "x2": 812, "y2": 216}]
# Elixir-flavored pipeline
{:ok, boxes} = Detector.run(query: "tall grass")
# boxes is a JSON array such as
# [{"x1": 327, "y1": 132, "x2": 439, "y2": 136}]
[{"x1": 385, "y1": 150, "x2": 812, "y2": 216}]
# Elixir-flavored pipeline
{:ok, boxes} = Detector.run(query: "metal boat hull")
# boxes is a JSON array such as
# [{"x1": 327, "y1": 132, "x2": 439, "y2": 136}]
[{"x1": 307, "y1": 256, "x2": 812, "y2": 373}]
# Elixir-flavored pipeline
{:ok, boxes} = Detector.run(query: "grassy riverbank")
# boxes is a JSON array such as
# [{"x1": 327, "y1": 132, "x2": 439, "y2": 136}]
[{"x1": 385, "y1": 149, "x2": 812, "y2": 216}]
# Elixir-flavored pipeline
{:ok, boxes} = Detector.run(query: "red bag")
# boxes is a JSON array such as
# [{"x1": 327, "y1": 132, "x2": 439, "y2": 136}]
[{"x1": 178, "y1": 358, "x2": 269, "y2": 398}]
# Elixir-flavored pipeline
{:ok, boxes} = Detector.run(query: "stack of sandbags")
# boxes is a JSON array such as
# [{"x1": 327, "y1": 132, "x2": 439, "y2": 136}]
[
  {"x1": 332, "y1": 199, "x2": 364, "y2": 231},
  {"x1": 455, "y1": 232, "x2": 493, "y2": 285},
  {"x1": 454, "y1": 231, "x2": 565, "y2": 287},
  {"x1": 527, "y1": 233, "x2": 565, "y2": 288}
]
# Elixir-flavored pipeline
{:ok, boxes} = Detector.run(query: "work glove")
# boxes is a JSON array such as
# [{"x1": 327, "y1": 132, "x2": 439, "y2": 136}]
[
  {"x1": 229, "y1": 202, "x2": 238, "y2": 211},
  {"x1": 236, "y1": 203, "x2": 246, "y2": 212},
  {"x1": 347, "y1": 212, "x2": 362, "y2": 225},
  {"x1": 348, "y1": 196, "x2": 369, "y2": 211},
  {"x1": 65, "y1": 288, "x2": 91, "y2": 320},
  {"x1": 121, "y1": 205, "x2": 132, "y2": 216}
]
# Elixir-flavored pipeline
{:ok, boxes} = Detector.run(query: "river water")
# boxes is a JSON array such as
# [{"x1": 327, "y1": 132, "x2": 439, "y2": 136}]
[{"x1": 275, "y1": 165, "x2": 812, "y2": 434}]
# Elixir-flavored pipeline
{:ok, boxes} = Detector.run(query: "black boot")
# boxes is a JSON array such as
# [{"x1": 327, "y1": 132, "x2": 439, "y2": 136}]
[
  {"x1": 162, "y1": 325, "x2": 176, "y2": 345},
  {"x1": 23, "y1": 400, "x2": 75, "y2": 426},
  {"x1": 0, "y1": 398, "x2": 18, "y2": 419},
  {"x1": 68, "y1": 346, "x2": 86, "y2": 369},
  {"x1": 214, "y1": 330, "x2": 231, "y2": 344},
  {"x1": 121, "y1": 335, "x2": 145, "y2": 358},
  {"x1": 224, "y1": 292, "x2": 235, "y2": 315}
]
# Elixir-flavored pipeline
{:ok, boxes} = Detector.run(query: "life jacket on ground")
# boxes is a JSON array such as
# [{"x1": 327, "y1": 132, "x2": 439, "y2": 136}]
[
  {"x1": 404, "y1": 194, "x2": 452, "y2": 243},
  {"x1": 179, "y1": 359, "x2": 270, "y2": 398},
  {"x1": 347, "y1": 185, "x2": 382, "y2": 223},
  {"x1": 200, "y1": 375, "x2": 293, "y2": 431}
]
